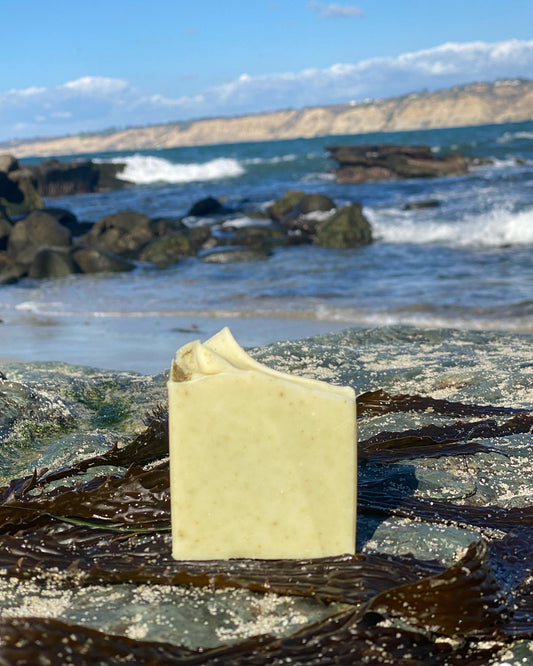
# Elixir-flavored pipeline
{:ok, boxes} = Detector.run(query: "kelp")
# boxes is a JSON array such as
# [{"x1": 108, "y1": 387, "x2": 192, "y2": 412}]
[{"x1": 0, "y1": 389, "x2": 531, "y2": 664}]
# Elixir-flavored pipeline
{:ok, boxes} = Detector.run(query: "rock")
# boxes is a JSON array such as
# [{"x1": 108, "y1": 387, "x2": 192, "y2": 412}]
[
  {"x1": 295, "y1": 193, "x2": 335, "y2": 215},
  {"x1": 0, "y1": 219, "x2": 12, "y2": 251},
  {"x1": 187, "y1": 224, "x2": 213, "y2": 253},
  {"x1": 187, "y1": 196, "x2": 228, "y2": 217},
  {"x1": 27, "y1": 159, "x2": 129, "y2": 197},
  {"x1": 28, "y1": 248, "x2": 79, "y2": 279},
  {"x1": 199, "y1": 245, "x2": 271, "y2": 263},
  {"x1": 81, "y1": 210, "x2": 155, "y2": 258},
  {"x1": 41, "y1": 207, "x2": 93, "y2": 237},
  {"x1": 140, "y1": 234, "x2": 191, "y2": 267},
  {"x1": 267, "y1": 190, "x2": 305, "y2": 222},
  {"x1": 7, "y1": 211, "x2": 72, "y2": 264},
  {"x1": 71, "y1": 247, "x2": 136, "y2": 274},
  {"x1": 0, "y1": 155, "x2": 19, "y2": 173},
  {"x1": 0, "y1": 163, "x2": 43, "y2": 215},
  {"x1": 0, "y1": 254, "x2": 27, "y2": 284},
  {"x1": 219, "y1": 222, "x2": 286, "y2": 248},
  {"x1": 403, "y1": 199, "x2": 441, "y2": 210},
  {"x1": 313, "y1": 203, "x2": 373, "y2": 248},
  {"x1": 327, "y1": 144, "x2": 469, "y2": 182}
]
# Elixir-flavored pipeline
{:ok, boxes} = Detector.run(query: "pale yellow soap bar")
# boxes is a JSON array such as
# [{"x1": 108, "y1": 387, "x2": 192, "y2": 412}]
[{"x1": 168, "y1": 327, "x2": 356, "y2": 560}]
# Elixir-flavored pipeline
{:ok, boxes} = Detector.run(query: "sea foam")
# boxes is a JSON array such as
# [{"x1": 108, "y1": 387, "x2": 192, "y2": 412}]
[
  {"x1": 110, "y1": 154, "x2": 245, "y2": 184},
  {"x1": 368, "y1": 205, "x2": 533, "y2": 248}
]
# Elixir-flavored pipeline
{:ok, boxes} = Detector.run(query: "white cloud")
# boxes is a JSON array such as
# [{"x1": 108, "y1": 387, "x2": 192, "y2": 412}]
[
  {"x1": 307, "y1": 2, "x2": 364, "y2": 18},
  {"x1": 1, "y1": 39, "x2": 532, "y2": 141},
  {"x1": 60, "y1": 76, "x2": 130, "y2": 95}
]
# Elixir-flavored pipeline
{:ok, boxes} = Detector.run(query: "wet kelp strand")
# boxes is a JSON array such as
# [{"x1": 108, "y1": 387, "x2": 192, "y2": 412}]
[{"x1": 0, "y1": 374, "x2": 531, "y2": 663}]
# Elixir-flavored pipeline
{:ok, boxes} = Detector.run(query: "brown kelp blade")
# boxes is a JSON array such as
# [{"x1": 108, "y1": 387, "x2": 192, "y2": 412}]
[{"x1": 357, "y1": 389, "x2": 529, "y2": 417}]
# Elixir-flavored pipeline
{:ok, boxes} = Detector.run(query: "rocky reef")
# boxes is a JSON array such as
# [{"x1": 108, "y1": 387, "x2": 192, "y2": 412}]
[
  {"x1": 327, "y1": 144, "x2": 469, "y2": 183},
  {"x1": 0, "y1": 155, "x2": 128, "y2": 216},
  {"x1": 0, "y1": 190, "x2": 373, "y2": 284}
]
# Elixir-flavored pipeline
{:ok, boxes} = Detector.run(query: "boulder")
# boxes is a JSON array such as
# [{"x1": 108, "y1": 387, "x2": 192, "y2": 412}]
[
  {"x1": 199, "y1": 245, "x2": 271, "y2": 263},
  {"x1": 0, "y1": 155, "x2": 19, "y2": 173},
  {"x1": 403, "y1": 199, "x2": 441, "y2": 210},
  {"x1": 27, "y1": 159, "x2": 129, "y2": 196},
  {"x1": 28, "y1": 248, "x2": 79, "y2": 279},
  {"x1": 294, "y1": 193, "x2": 335, "y2": 215},
  {"x1": 42, "y1": 207, "x2": 93, "y2": 237},
  {"x1": 313, "y1": 203, "x2": 373, "y2": 248},
  {"x1": 327, "y1": 144, "x2": 469, "y2": 182},
  {"x1": 267, "y1": 190, "x2": 305, "y2": 222},
  {"x1": 187, "y1": 224, "x2": 214, "y2": 253},
  {"x1": 0, "y1": 160, "x2": 43, "y2": 215},
  {"x1": 187, "y1": 196, "x2": 228, "y2": 217},
  {"x1": 140, "y1": 234, "x2": 191, "y2": 267},
  {"x1": 0, "y1": 219, "x2": 12, "y2": 251},
  {"x1": 7, "y1": 211, "x2": 72, "y2": 264},
  {"x1": 81, "y1": 210, "x2": 155, "y2": 258},
  {"x1": 71, "y1": 247, "x2": 136, "y2": 274},
  {"x1": 0, "y1": 253, "x2": 27, "y2": 284}
]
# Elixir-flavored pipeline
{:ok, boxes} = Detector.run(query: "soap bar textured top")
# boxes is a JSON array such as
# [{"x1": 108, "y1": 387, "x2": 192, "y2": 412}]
[{"x1": 168, "y1": 327, "x2": 357, "y2": 560}]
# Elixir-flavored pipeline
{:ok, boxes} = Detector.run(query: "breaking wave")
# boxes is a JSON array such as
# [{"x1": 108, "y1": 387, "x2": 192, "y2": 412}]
[
  {"x1": 368, "y1": 205, "x2": 533, "y2": 248},
  {"x1": 110, "y1": 154, "x2": 245, "y2": 184}
]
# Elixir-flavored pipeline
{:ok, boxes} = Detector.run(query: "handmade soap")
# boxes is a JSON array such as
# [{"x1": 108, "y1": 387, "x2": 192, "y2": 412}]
[{"x1": 168, "y1": 327, "x2": 356, "y2": 560}]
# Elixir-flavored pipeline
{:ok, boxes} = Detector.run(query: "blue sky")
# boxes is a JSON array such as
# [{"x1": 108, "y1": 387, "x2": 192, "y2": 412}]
[{"x1": 1, "y1": 0, "x2": 532, "y2": 141}]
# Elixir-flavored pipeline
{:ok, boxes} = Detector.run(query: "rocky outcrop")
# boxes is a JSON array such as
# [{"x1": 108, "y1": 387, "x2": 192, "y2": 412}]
[
  {"x1": 0, "y1": 156, "x2": 43, "y2": 215},
  {"x1": 327, "y1": 144, "x2": 469, "y2": 182},
  {"x1": 0, "y1": 191, "x2": 374, "y2": 283},
  {"x1": 7, "y1": 211, "x2": 72, "y2": 264},
  {"x1": 27, "y1": 159, "x2": 128, "y2": 196},
  {"x1": 4, "y1": 79, "x2": 532, "y2": 158},
  {"x1": 313, "y1": 203, "x2": 373, "y2": 247}
]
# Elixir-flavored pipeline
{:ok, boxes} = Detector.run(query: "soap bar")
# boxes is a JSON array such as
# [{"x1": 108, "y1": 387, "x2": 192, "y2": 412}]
[{"x1": 168, "y1": 327, "x2": 356, "y2": 560}]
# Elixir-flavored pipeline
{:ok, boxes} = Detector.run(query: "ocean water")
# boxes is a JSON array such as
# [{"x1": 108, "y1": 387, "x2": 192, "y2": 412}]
[{"x1": 1, "y1": 121, "x2": 532, "y2": 372}]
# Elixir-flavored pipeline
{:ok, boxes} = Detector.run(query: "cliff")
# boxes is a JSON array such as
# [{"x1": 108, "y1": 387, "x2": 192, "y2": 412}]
[{"x1": 5, "y1": 79, "x2": 533, "y2": 159}]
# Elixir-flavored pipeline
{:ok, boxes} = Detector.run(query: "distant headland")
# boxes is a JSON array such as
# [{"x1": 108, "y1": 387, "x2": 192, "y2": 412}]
[{"x1": 3, "y1": 79, "x2": 532, "y2": 159}]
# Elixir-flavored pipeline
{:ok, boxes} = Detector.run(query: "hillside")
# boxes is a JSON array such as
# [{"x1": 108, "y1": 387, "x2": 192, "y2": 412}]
[{"x1": 4, "y1": 79, "x2": 533, "y2": 158}]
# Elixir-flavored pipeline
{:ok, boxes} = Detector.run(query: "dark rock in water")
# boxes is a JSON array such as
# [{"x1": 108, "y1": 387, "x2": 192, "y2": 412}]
[
  {"x1": 0, "y1": 254, "x2": 27, "y2": 284},
  {"x1": 187, "y1": 224, "x2": 214, "y2": 253},
  {"x1": 187, "y1": 196, "x2": 228, "y2": 217},
  {"x1": 295, "y1": 193, "x2": 335, "y2": 215},
  {"x1": 7, "y1": 210, "x2": 72, "y2": 265},
  {"x1": 219, "y1": 222, "x2": 286, "y2": 249},
  {"x1": 267, "y1": 190, "x2": 305, "y2": 222},
  {"x1": 327, "y1": 144, "x2": 469, "y2": 182},
  {"x1": 27, "y1": 159, "x2": 129, "y2": 197},
  {"x1": 140, "y1": 233, "x2": 192, "y2": 267},
  {"x1": 41, "y1": 207, "x2": 93, "y2": 237},
  {"x1": 314, "y1": 203, "x2": 373, "y2": 248},
  {"x1": 81, "y1": 210, "x2": 155, "y2": 259},
  {"x1": 199, "y1": 245, "x2": 271, "y2": 263},
  {"x1": 267, "y1": 191, "x2": 339, "y2": 243},
  {"x1": 0, "y1": 155, "x2": 43, "y2": 215},
  {"x1": 28, "y1": 248, "x2": 79, "y2": 279},
  {"x1": 0, "y1": 219, "x2": 11, "y2": 251},
  {"x1": 403, "y1": 199, "x2": 441, "y2": 210},
  {"x1": 71, "y1": 247, "x2": 136, "y2": 274}
]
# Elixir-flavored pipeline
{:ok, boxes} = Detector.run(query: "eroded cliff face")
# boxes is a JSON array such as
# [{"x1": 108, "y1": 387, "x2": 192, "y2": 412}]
[{"x1": 5, "y1": 79, "x2": 533, "y2": 158}]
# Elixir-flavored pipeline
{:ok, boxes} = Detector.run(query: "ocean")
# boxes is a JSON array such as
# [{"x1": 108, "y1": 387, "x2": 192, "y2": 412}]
[{"x1": 1, "y1": 120, "x2": 532, "y2": 373}]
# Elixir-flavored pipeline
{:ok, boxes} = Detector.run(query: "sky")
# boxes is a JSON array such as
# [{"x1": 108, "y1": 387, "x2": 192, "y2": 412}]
[{"x1": 1, "y1": 0, "x2": 532, "y2": 142}]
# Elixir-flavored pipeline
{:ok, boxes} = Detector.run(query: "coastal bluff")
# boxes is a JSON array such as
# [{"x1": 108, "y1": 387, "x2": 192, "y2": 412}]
[{"x1": 4, "y1": 79, "x2": 533, "y2": 158}]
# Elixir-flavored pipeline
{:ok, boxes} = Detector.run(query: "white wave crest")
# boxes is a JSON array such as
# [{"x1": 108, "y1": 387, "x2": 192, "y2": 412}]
[
  {"x1": 498, "y1": 130, "x2": 533, "y2": 143},
  {"x1": 111, "y1": 154, "x2": 245, "y2": 184},
  {"x1": 368, "y1": 206, "x2": 533, "y2": 248}
]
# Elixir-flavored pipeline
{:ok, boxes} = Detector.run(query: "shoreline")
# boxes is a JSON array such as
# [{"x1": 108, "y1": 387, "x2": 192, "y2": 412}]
[{"x1": 1, "y1": 311, "x2": 531, "y2": 374}]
